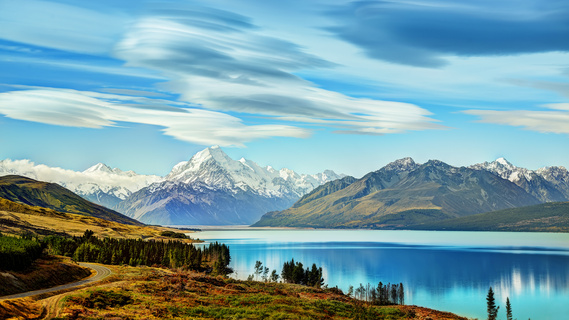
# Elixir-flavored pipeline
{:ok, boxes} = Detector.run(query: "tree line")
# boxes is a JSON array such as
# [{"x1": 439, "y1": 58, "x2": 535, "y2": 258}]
[
  {"x1": 0, "y1": 230, "x2": 231, "y2": 275},
  {"x1": 347, "y1": 282, "x2": 405, "y2": 305},
  {"x1": 0, "y1": 232, "x2": 43, "y2": 271},
  {"x1": 247, "y1": 258, "x2": 325, "y2": 288},
  {"x1": 44, "y1": 230, "x2": 231, "y2": 275}
]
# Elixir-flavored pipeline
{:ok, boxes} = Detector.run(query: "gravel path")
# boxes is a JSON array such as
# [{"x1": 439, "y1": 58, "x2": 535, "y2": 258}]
[{"x1": 0, "y1": 262, "x2": 112, "y2": 300}]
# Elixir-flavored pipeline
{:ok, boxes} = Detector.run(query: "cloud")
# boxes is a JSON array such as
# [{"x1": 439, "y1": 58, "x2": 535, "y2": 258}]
[
  {"x1": 325, "y1": 0, "x2": 569, "y2": 67},
  {"x1": 0, "y1": 0, "x2": 126, "y2": 54},
  {"x1": 0, "y1": 159, "x2": 161, "y2": 195},
  {"x1": 464, "y1": 104, "x2": 569, "y2": 134},
  {"x1": 113, "y1": 4, "x2": 443, "y2": 135},
  {"x1": 0, "y1": 88, "x2": 310, "y2": 146}
]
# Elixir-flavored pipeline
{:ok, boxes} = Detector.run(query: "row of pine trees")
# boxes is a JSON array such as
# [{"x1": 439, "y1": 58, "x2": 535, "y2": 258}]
[{"x1": 0, "y1": 230, "x2": 231, "y2": 275}]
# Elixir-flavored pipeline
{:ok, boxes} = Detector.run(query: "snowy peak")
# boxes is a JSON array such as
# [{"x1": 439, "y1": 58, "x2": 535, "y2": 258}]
[
  {"x1": 495, "y1": 157, "x2": 514, "y2": 168},
  {"x1": 163, "y1": 146, "x2": 343, "y2": 198},
  {"x1": 84, "y1": 163, "x2": 115, "y2": 174},
  {"x1": 382, "y1": 157, "x2": 419, "y2": 173},
  {"x1": 470, "y1": 158, "x2": 530, "y2": 183}
]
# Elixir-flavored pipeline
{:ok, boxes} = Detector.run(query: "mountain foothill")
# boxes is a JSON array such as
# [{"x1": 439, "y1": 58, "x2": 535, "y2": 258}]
[{"x1": 1, "y1": 147, "x2": 568, "y2": 231}]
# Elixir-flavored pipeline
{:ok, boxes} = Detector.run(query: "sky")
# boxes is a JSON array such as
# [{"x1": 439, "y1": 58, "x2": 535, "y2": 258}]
[{"x1": 0, "y1": 0, "x2": 568, "y2": 178}]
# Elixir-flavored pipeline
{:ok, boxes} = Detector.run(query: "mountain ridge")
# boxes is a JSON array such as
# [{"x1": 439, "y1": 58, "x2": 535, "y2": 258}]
[
  {"x1": 253, "y1": 157, "x2": 566, "y2": 229},
  {"x1": 0, "y1": 175, "x2": 142, "y2": 226}
]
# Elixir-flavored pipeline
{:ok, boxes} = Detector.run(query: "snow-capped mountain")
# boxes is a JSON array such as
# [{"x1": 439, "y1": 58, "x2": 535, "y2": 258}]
[
  {"x1": 0, "y1": 159, "x2": 162, "y2": 208},
  {"x1": 165, "y1": 146, "x2": 340, "y2": 198},
  {"x1": 116, "y1": 146, "x2": 344, "y2": 225},
  {"x1": 470, "y1": 158, "x2": 569, "y2": 202}
]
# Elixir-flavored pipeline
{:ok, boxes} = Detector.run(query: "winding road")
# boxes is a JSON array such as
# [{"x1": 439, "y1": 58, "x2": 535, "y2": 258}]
[{"x1": 0, "y1": 262, "x2": 112, "y2": 300}]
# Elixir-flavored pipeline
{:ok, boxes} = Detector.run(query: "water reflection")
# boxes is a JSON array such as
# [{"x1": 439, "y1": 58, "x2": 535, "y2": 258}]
[{"x1": 196, "y1": 230, "x2": 569, "y2": 319}]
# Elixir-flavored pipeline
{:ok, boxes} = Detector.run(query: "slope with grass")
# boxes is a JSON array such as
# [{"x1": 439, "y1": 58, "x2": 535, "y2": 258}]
[
  {"x1": 411, "y1": 201, "x2": 569, "y2": 232},
  {"x1": 0, "y1": 264, "x2": 468, "y2": 320},
  {"x1": 0, "y1": 197, "x2": 198, "y2": 241},
  {"x1": 0, "y1": 175, "x2": 142, "y2": 226}
]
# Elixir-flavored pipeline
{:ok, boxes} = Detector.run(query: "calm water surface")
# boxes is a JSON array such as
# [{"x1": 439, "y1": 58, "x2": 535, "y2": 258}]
[{"x1": 193, "y1": 229, "x2": 569, "y2": 320}]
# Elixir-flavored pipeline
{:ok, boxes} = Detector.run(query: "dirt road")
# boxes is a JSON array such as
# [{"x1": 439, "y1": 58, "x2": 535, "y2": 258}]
[{"x1": 0, "y1": 262, "x2": 112, "y2": 300}]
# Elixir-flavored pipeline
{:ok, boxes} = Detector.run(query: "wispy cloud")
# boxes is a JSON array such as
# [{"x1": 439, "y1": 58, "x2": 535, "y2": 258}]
[
  {"x1": 113, "y1": 4, "x2": 443, "y2": 135},
  {"x1": 0, "y1": 88, "x2": 310, "y2": 146},
  {"x1": 326, "y1": 0, "x2": 569, "y2": 68},
  {"x1": 464, "y1": 104, "x2": 569, "y2": 134}
]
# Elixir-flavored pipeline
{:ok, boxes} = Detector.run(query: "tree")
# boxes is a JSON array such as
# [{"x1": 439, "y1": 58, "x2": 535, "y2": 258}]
[
  {"x1": 506, "y1": 297, "x2": 512, "y2": 320},
  {"x1": 347, "y1": 285, "x2": 354, "y2": 297},
  {"x1": 398, "y1": 283, "x2": 405, "y2": 305},
  {"x1": 270, "y1": 269, "x2": 279, "y2": 282},
  {"x1": 262, "y1": 266, "x2": 269, "y2": 282},
  {"x1": 254, "y1": 260, "x2": 263, "y2": 281},
  {"x1": 486, "y1": 287, "x2": 499, "y2": 320}
]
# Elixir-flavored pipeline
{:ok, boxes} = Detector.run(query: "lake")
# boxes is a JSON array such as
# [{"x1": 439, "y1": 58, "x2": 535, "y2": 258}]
[{"x1": 192, "y1": 229, "x2": 569, "y2": 320}]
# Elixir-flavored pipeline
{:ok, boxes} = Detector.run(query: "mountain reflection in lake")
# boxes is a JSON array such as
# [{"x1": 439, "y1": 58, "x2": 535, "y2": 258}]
[{"x1": 193, "y1": 229, "x2": 569, "y2": 320}]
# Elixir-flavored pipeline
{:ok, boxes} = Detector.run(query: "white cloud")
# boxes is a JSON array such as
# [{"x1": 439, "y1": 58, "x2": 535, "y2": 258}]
[
  {"x1": 113, "y1": 9, "x2": 443, "y2": 135},
  {"x1": 464, "y1": 104, "x2": 569, "y2": 134},
  {"x1": 0, "y1": 88, "x2": 310, "y2": 146},
  {"x1": 0, "y1": 159, "x2": 161, "y2": 197}
]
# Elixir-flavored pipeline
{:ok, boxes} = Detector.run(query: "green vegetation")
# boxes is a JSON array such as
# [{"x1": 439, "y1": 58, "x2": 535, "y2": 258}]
[
  {"x1": 160, "y1": 230, "x2": 188, "y2": 239},
  {"x1": 0, "y1": 175, "x2": 141, "y2": 226},
  {"x1": 281, "y1": 258, "x2": 325, "y2": 288},
  {"x1": 0, "y1": 234, "x2": 43, "y2": 271},
  {"x1": 68, "y1": 290, "x2": 134, "y2": 309},
  {"x1": 349, "y1": 282, "x2": 405, "y2": 306},
  {"x1": 506, "y1": 297, "x2": 513, "y2": 320},
  {"x1": 413, "y1": 201, "x2": 569, "y2": 232},
  {"x1": 49, "y1": 266, "x2": 461, "y2": 320},
  {"x1": 486, "y1": 287, "x2": 499, "y2": 320},
  {"x1": 44, "y1": 230, "x2": 231, "y2": 274}
]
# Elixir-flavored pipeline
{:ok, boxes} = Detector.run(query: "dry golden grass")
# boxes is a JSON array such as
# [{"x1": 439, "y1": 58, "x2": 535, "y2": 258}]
[{"x1": 0, "y1": 198, "x2": 197, "y2": 242}]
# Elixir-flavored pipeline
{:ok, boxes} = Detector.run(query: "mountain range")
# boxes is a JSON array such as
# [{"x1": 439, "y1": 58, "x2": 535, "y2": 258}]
[
  {"x1": 0, "y1": 147, "x2": 343, "y2": 225},
  {"x1": 254, "y1": 158, "x2": 569, "y2": 228}
]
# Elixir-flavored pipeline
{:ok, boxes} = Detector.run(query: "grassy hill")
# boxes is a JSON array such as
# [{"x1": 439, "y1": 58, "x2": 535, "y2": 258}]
[
  {"x1": 0, "y1": 197, "x2": 197, "y2": 240},
  {"x1": 410, "y1": 201, "x2": 569, "y2": 232},
  {"x1": 0, "y1": 264, "x2": 468, "y2": 320},
  {"x1": 0, "y1": 175, "x2": 141, "y2": 226}
]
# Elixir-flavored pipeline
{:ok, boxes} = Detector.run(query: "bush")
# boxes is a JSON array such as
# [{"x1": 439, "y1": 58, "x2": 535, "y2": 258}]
[
  {"x1": 70, "y1": 290, "x2": 133, "y2": 309},
  {"x1": 160, "y1": 231, "x2": 187, "y2": 239}
]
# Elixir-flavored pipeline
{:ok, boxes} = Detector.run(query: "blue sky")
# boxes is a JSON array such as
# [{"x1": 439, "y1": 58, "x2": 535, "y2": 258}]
[{"x1": 0, "y1": 0, "x2": 568, "y2": 177}]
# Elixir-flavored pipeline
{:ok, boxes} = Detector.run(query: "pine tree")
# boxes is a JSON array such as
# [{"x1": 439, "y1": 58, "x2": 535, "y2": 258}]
[
  {"x1": 506, "y1": 297, "x2": 512, "y2": 320},
  {"x1": 486, "y1": 287, "x2": 499, "y2": 320}
]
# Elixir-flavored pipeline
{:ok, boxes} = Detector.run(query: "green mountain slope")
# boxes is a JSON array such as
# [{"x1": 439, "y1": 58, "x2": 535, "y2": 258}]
[
  {"x1": 409, "y1": 202, "x2": 569, "y2": 232},
  {"x1": 253, "y1": 159, "x2": 541, "y2": 228},
  {"x1": 0, "y1": 175, "x2": 142, "y2": 226}
]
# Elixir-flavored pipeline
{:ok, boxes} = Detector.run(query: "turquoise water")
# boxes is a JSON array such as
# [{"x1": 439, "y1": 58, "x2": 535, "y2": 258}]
[{"x1": 193, "y1": 229, "x2": 569, "y2": 320}]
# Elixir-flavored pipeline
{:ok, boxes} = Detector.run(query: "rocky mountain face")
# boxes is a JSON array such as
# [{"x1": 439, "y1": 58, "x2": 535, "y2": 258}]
[
  {"x1": 116, "y1": 146, "x2": 344, "y2": 225},
  {"x1": 470, "y1": 158, "x2": 569, "y2": 202},
  {"x1": 253, "y1": 158, "x2": 556, "y2": 228},
  {"x1": 0, "y1": 159, "x2": 161, "y2": 208}
]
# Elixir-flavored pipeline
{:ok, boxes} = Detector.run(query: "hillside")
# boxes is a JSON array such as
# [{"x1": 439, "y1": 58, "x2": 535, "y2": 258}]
[
  {"x1": 0, "y1": 175, "x2": 142, "y2": 226},
  {"x1": 254, "y1": 159, "x2": 541, "y2": 228},
  {"x1": 0, "y1": 264, "x2": 467, "y2": 320},
  {"x1": 410, "y1": 201, "x2": 569, "y2": 232},
  {"x1": 0, "y1": 197, "x2": 196, "y2": 240}
]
